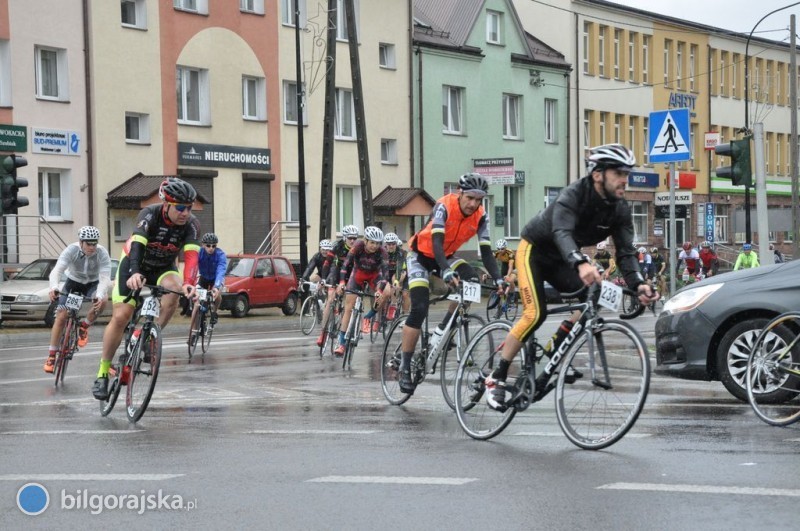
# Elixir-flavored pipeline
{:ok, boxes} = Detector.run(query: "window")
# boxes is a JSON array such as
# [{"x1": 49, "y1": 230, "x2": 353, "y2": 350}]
[
  {"x1": 628, "y1": 116, "x2": 638, "y2": 162},
  {"x1": 690, "y1": 123, "x2": 698, "y2": 168},
  {"x1": 242, "y1": 75, "x2": 266, "y2": 120},
  {"x1": 240, "y1": 0, "x2": 264, "y2": 14},
  {"x1": 544, "y1": 98, "x2": 557, "y2": 143},
  {"x1": 286, "y1": 183, "x2": 309, "y2": 223},
  {"x1": 125, "y1": 112, "x2": 150, "y2": 143},
  {"x1": 335, "y1": 88, "x2": 355, "y2": 139},
  {"x1": 630, "y1": 201, "x2": 648, "y2": 243},
  {"x1": 676, "y1": 42, "x2": 684, "y2": 89},
  {"x1": 765, "y1": 61, "x2": 772, "y2": 102},
  {"x1": 613, "y1": 29, "x2": 621, "y2": 79},
  {"x1": 336, "y1": 0, "x2": 360, "y2": 41},
  {"x1": 281, "y1": 0, "x2": 306, "y2": 26},
  {"x1": 628, "y1": 32, "x2": 636, "y2": 82},
  {"x1": 663, "y1": 40, "x2": 671, "y2": 87},
  {"x1": 503, "y1": 93, "x2": 521, "y2": 139},
  {"x1": 173, "y1": 0, "x2": 207, "y2": 14},
  {"x1": 545, "y1": 187, "x2": 562, "y2": 207},
  {"x1": 379, "y1": 43, "x2": 396, "y2": 69},
  {"x1": 38, "y1": 169, "x2": 71, "y2": 221},
  {"x1": 642, "y1": 35, "x2": 650, "y2": 84},
  {"x1": 442, "y1": 85, "x2": 463, "y2": 134},
  {"x1": 504, "y1": 186, "x2": 522, "y2": 238},
  {"x1": 599, "y1": 112, "x2": 607, "y2": 144},
  {"x1": 35, "y1": 45, "x2": 69, "y2": 101},
  {"x1": 176, "y1": 66, "x2": 209, "y2": 124},
  {"x1": 283, "y1": 80, "x2": 307, "y2": 125},
  {"x1": 583, "y1": 110, "x2": 591, "y2": 149},
  {"x1": 121, "y1": 0, "x2": 147, "y2": 28},
  {"x1": 776, "y1": 63, "x2": 783, "y2": 104},
  {"x1": 336, "y1": 186, "x2": 362, "y2": 228},
  {"x1": 0, "y1": 40, "x2": 10, "y2": 107},
  {"x1": 582, "y1": 22, "x2": 589, "y2": 75},
  {"x1": 643, "y1": 117, "x2": 649, "y2": 165},
  {"x1": 113, "y1": 217, "x2": 134, "y2": 242},
  {"x1": 689, "y1": 44, "x2": 697, "y2": 92},
  {"x1": 598, "y1": 26, "x2": 605, "y2": 77},
  {"x1": 486, "y1": 10, "x2": 501, "y2": 44},
  {"x1": 380, "y1": 139, "x2": 397, "y2": 164},
  {"x1": 614, "y1": 115, "x2": 621, "y2": 144},
  {"x1": 714, "y1": 204, "x2": 729, "y2": 243},
  {"x1": 732, "y1": 53, "x2": 739, "y2": 98},
  {"x1": 719, "y1": 51, "x2": 726, "y2": 96}
]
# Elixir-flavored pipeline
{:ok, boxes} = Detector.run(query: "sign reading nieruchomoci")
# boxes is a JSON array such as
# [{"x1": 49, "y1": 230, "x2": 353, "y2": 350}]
[
  {"x1": 0, "y1": 124, "x2": 27, "y2": 152},
  {"x1": 31, "y1": 127, "x2": 81, "y2": 156},
  {"x1": 473, "y1": 157, "x2": 514, "y2": 185},
  {"x1": 178, "y1": 142, "x2": 270, "y2": 170},
  {"x1": 648, "y1": 108, "x2": 691, "y2": 163}
]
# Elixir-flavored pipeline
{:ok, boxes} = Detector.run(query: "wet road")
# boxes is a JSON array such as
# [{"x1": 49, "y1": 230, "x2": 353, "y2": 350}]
[{"x1": 0, "y1": 310, "x2": 797, "y2": 529}]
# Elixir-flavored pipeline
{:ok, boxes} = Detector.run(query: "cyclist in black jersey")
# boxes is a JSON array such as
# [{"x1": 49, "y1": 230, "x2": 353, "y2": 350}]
[
  {"x1": 92, "y1": 178, "x2": 201, "y2": 400},
  {"x1": 316, "y1": 225, "x2": 360, "y2": 347}
]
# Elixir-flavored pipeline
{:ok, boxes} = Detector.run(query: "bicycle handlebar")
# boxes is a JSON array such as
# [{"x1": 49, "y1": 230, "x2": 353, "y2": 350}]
[{"x1": 122, "y1": 284, "x2": 185, "y2": 305}]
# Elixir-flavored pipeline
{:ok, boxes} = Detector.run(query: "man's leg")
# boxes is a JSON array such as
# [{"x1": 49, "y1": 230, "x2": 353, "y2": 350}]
[
  {"x1": 335, "y1": 293, "x2": 356, "y2": 356},
  {"x1": 92, "y1": 302, "x2": 135, "y2": 399},
  {"x1": 156, "y1": 273, "x2": 183, "y2": 329},
  {"x1": 44, "y1": 308, "x2": 68, "y2": 373}
]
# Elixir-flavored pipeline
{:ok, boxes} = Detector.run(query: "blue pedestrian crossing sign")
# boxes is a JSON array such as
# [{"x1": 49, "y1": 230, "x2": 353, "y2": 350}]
[{"x1": 648, "y1": 108, "x2": 691, "y2": 163}]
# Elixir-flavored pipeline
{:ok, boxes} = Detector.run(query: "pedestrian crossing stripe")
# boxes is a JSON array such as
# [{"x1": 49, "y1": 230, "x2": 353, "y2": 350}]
[{"x1": 648, "y1": 108, "x2": 691, "y2": 163}]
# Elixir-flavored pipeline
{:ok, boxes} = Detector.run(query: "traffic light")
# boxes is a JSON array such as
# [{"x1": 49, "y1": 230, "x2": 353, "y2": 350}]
[
  {"x1": 0, "y1": 154, "x2": 29, "y2": 215},
  {"x1": 714, "y1": 136, "x2": 752, "y2": 187}
]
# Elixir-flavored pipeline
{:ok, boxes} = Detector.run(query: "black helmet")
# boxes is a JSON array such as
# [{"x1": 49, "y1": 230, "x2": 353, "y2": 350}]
[
  {"x1": 458, "y1": 173, "x2": 489, "y2": 196},
  {"x1": 201, "y1": 232, "x2": 218, "y2": 245},
  {"x1": 159, "y1": 177, "x2": 197, "y2": 204}
]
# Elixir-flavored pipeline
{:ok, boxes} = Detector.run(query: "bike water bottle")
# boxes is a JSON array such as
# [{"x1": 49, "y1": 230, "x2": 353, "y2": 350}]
[
  {"x1": 545, "y1": 320, "x2": 574, "y2": 357},
  {"x1": 682, "y1": 268, "x2": 689, "y2": 282},
  {"x1": 387, "y1": 305, "x2": 396, "y2": 320},
  {"x1": 121, "y1": 365, "x2": 131, "y2": 385}
]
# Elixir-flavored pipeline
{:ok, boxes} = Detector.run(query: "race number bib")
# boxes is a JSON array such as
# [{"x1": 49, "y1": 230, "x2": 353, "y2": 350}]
[
  {"x1": 65, "y1": 293, "x2": 83, "y2": 311},
  {"x1": 141, "y1": 296, "x2": 160, "y2": 318},
  {"x1": 196, "y1": 288, "x2": 208, "y2": 301},
  {"x1": 462, "y1": 281, "x2": 481, "y2": 303},
  {"x1": 598, "y1": 280, "x2": 623, "y2": 312}
]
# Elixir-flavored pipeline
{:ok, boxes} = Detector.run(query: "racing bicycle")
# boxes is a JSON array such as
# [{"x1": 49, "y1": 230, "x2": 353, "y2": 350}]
[
  {"x1": 299, "y1": 281, "x2": 326, "y2": 335},
  {"x1": 187, "y1": 286, "x2": 216, "y2": 360},
  {"x1": 51, "y1": 291, "x2": 95, "y2": 387}
]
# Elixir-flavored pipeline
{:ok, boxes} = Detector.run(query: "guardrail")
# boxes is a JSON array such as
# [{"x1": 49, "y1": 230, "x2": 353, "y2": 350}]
[{"x1": 1, "y1": 214, "x2": 68, "y2": 267}]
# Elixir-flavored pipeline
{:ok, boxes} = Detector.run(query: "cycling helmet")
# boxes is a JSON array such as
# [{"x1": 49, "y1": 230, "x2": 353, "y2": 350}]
[
  {"x1": 341, "y1": 225, "x2": 360, "y2": 238},
  {"x1": 743, "y1": 243, "x2": 752, "y2": 251},
  {"x1": 651, "y1": 247, "x2": 659, "y2": 253},
  {"x1": 159, "y1": 177, "x2": 197, "y2": 204},
  {"x1": 78, "y1": 226, "x2": 100, "y2": 241},
  {"x1": 682, "y1": 241, "x2": 692, "y2": 251},
  {"x1": 638, "y1": 246, "x2": 647, "y2": 254},
  {"x1": 383, "y1": 232, "x2": 400, "y2": 244},
  {"x1": 701, "y1": 241, "x2": 711, "y2": 248},
  {"x1": 596, "y1": 241, "x2": 607, "y2": 250},
  {"x1": 457, "y1": 173, "x2": 489, "y2": 196},
  {"x1": 364, "y1": 226, "x2": 384, "y2": 243},
  {"x1": 319, "y1": 239, "x2": 333, "y2": 251},
  {"x1": 495, "y1": 238, "x2": 508, "y2": 250},
  {"x1": 587, "y1": 143, "x2": 636, "y2": 172},
  {"x1": 201, "y1": 232, "x2": 218, "y2": 245}
]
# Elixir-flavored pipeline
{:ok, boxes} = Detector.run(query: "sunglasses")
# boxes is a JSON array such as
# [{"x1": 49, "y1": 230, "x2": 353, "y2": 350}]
[
  {"x1": 83, "y1": 241, "x2": 98, "y2": 247},
  {"x1": 346, "y1": 236, "x2": 357, "y2": 241},
  {"x1": 204, "y1": 244, "x2": 216, "y2": 249},
  {"x1": 171, "y1": 203, "x2": 193, "y2": 212}
]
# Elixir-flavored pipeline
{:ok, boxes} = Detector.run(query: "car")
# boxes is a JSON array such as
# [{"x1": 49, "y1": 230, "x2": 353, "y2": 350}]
[
  {"x1": 219, "y1": 254, "x2": 299, "y2": 318},
  {"x1": 0, "y1": 257, "x2": 119, "y2": 327},
  {"x1": 655, "y1": 260, "x2": 800, "y2": 403}
]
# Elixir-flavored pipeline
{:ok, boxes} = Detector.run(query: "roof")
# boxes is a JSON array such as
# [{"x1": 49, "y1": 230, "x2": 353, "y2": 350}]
[
  {"x1": 413, "y1": 0, "x2": 484, "y2": 48},
  {"x1": 106, "y1": 173, "x2": 210, "y2": 209},
  {"x1": 373, "y1": 186, "x2": 436, "y2": 214},
  {"x1": 518, "y1": 32, "x2": 570, "y2": 69}
]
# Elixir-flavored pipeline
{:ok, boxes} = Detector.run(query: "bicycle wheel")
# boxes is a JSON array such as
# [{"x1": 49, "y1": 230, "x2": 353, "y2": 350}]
[
  {"x1": 485, "y1": 292, "x2": 500, "y2": 321},
  {"x1": 300, "y1": 296, "x2": 318, "y2": 335},
  {"x1": 100, "y1": 370, "x2": 122, "y2": 417},
  {"x1": 201, "y1": 315, "x2": 213, "y2": 354},
  {"x1": 369, "y1": 314, "x2": 380, "y2": 344},
  {"x1": 127, "y1": 324, "x2": 162, "y2": 423},
  {"x1": 381, "y1": 317, "x2": 412, "y2": 405},
  {"x1": 440, "y1": 313, "x2": 485, "y2": 410},
  {"x1": 556, "y1": 319, "x2": 650, "y2": 450},
  {"x1": 454, "y1": 320, "x2": 517, "y2": 440},
  {"x1": 54, "y1": 318, "x2": 74, "y2": 387},
  {"x1": 618, "y1": 291, "x2": 645, "y2": 320},
  {"x1": 187, "y1": 310, "x2": 200, "y2": 359},
  {"x1": 746, "y1": 312, "x2": 800, "y2": 426},
  {"x1": 506, "y1": 293, "x2": 519, "y2": 322}
]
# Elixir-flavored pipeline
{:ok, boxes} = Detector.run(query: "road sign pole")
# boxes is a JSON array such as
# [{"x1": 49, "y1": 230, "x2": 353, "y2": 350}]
[
  {"x1": 669, "y1": 162, "x2": 677, "y2": 296},
  {"x1": 753, "y1": 122, "x2": 770, "y2": 265}
]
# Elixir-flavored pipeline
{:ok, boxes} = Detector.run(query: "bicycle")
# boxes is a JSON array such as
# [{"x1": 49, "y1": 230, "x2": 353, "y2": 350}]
[
  {"x1": 380, "y1": 280, "x2": 488, "y2": 410},
  {"x1": 318, "y1": 285, "x2": 344, "y2": 358},
  {"x1": 99, "y1": 284, "x2": 182, "y2": 423},
  {"x1": 454, "y1": 281, "x2": 650, "y2": 450},
  {"x1": 187, "y1": 286, "x2": 216, "y2": 360},
  {"x1": 337, "y1": 282, "x2": 375, "y2": 370},
  {"x1": 299, "y1": 281, "x2": 326, "y2": 335},
  {"x1": 52, "y1": 291, "x2": 94, "y2": 387},
  {"x1": 485, "y1": 289, "x2": 518, "y2": 322},
  {"x1": 368, "y1": 286, "x2": 401, "y2": 343},
  {"x1": 745, "y1": 311, "x2": 800, "y2": 426}
]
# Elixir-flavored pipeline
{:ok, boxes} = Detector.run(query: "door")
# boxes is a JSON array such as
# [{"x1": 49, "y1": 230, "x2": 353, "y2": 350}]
[
  {"x1": 251, "y1": 257, "x2": 278, "y2": 305},
  {"x1": 242, "y1": 176, "x2": 271, "y2": 254}
]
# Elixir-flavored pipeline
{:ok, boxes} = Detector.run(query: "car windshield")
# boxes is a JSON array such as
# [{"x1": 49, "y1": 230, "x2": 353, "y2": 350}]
[
  {"x1": 226, "y1": 258, "x2": 254, "y2": 277},
  {"x1": 14, "y1": 260, "x2": 53, "y2": 280}
]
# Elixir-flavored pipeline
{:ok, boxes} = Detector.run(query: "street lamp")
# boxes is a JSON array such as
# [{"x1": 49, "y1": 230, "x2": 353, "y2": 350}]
[{"x1": 744, "y1": 2, "x2": 800, "y2": 131}]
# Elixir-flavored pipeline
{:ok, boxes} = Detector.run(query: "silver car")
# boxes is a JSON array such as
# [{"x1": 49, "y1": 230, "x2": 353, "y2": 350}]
[{"x1": 1, "y1": 258, "x2": 118, "y2": 326}]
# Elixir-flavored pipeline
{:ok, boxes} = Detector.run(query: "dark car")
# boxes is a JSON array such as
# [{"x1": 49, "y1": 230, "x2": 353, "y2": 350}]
[
  {"x1": 655, "y1": 260, "x2": 800, "y2": 402},
  {"x1": 220, "y1": 254, "x2": 299, "y2": 317}
]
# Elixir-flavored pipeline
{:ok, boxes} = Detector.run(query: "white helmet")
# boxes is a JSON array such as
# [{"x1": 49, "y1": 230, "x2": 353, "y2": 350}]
[
  {"x1": 638, "y1": 246, "x2": 647, "y2": 254},
  {"x1": 364, "y1": 226, "x2": 384, "y2": 243},
  {"x1": 319, "y1": 239, "x2": 333, "y2": 251},
  {"x1": 596, "y1": 241, "x2": 607, "y2": 250},
  {"x1": 587, "y1": 143, "x2": 636, "y2": 171},
  {"x1": 78, "y1": 226, "x2": 100, "y2": 241},
  {"x1": 383, "y1": 232, "x2": 400, "y2": 244},
  {"x1": 341, "y1": 225, "x2": 360, "y2": 238},
  {"x1": 495, "y1": 238, "x2": 508, "y2": 250}
]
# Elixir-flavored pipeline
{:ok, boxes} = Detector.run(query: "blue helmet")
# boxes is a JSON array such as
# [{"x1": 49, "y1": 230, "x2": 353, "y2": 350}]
[{"x1": 743, "y1": 243, "x2": 752, "y2": 251}]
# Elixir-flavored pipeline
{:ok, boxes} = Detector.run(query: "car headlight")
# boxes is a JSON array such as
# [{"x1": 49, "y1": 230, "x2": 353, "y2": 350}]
[
  {"x1": 16, "y1": 294, "x2": 43, "y2": 302},
  {"x1": 662, "y1": 283, "x2": 724, "y2": 314}
]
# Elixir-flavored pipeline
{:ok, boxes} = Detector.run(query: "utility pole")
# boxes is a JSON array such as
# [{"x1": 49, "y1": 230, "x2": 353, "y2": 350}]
[
  {"x1": 753, "y1": 123, "x2": 770, "y2": 265},
  {"x1": 319, "y1": 0, "x2": 337, "y2": 241},
  {"x1": 295, "y1": 2, "x2": 308, "y2": 273},
  {"x1": 791, "y1": 15, "x2": 799, "y2": 259}
]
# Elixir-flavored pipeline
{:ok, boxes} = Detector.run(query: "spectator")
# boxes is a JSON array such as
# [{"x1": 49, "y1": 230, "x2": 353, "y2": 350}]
[{"x1": 770, "y1": 244, "x2": 784, "y2": 264}]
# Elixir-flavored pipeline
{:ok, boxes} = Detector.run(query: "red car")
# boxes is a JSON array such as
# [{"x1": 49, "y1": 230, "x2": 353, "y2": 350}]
[{"x1": 220, "y1": 254, "x2": 299, "y2": 317}]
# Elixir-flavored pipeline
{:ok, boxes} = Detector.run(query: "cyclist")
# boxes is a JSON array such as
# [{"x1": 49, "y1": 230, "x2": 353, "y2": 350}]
[
  {"x1": 333, "y1": 226, "x2": 389, "y2": 355},
  {"x1": 733, "y1": 243, "x2": 760, "y2": 270},
  {"x1": 91, "y1": 177, "x2": 200, "y2": 400},
  {"x1": 698, "y1": 241, "x2": 719, "y2": 277},
  {"x1": 592, "y1": 241, "x2": 616, "y2": 280},
  {"x1": 316, "y1": 225, "x2": 360, "y2": 347},
  {"x1": 487, "y1": 238, "x2": 517, "y2": 310},
  {"x1": 677, "y1": 241, "x2": 700, "y2": 276},
  {"x1": 189, "y1": 232, "x2": 227, "y2": 326},
  {"x1": 398, "y1": 173, "x2": 505, "y2": 395},
  {"x1": 651, "y1": 246, "x2": 667, "y2": 292},
  {"x1": 381, "y1": 232, "x2": 408, "y2": 316},
  {"x1": 637, "y1": 246, "x2": 653, "y2": 279},
  {"x1": 302, "y1": 239, "x2": 332, "y2": 284},
  {"x1": 43, "y1": 226, "x2": 112, "y2": 373},
  {"x1": 482, "y1": 143, "x2": 658, "y2": 411}
]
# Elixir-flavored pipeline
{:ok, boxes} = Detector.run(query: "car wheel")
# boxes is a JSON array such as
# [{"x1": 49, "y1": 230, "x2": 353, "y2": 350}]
[
  {"x1": 44, "y1": 300, "x2": 58, "y2": 327},
  {"x1": 231, "y1": 295, "x2": 249, "y2": 318},
  {"x1": 717, "y1": 318, "x2": 798, "y2": 403},
  {"x1": 281, "y1": 292, "x2": 298, "y2": 316}
]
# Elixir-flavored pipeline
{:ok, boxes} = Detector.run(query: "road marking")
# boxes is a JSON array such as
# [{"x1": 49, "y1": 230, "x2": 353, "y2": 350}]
[
  {"x1": 307, "y1": 476, "x2": 477, "y2": 485},
  {"x1": 512, "y1": 431, "x2": 651, "y2": 438},
  {"x1": 598, "y1": 482, "x2": 800, "y2": 497},
  {"x1": 0, "y1": 474, "x2": 183, "y2": 481},
  {"x1": 1, "y1": 430, "x2": 142, "y2": 435},
  {"x1": 244, "y1": 429, "x2": 382, "y2": 435}
]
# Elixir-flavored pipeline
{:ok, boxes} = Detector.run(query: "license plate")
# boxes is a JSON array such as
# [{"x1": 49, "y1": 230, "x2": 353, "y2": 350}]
[
  {"x1": 598, "y1": 280, "x2": 623, "y2": 312},
  {"x1": 1, "y1": 304, "x2": 9, "y2": 312}
]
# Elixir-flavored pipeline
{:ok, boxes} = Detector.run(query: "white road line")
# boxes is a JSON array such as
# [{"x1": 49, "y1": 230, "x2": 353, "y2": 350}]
[
  {"x1": 597, "y1": 482, "x2": 800, "y2": 497},
  {"x1": 307, "y1": 476, "x2": 477, "y2": 485},
  {"x1": 0, "y1": 474, "x2": 183, "y2": 481},
  {"x1": 244, "y1": 429, "x2": 382, "y2": 435},
  {"x1": 1, "y1": 430, "x2": 142, "y2": 435},
  {"x1": 512, "y1": 432, "x2": 651, "y2": 438}
]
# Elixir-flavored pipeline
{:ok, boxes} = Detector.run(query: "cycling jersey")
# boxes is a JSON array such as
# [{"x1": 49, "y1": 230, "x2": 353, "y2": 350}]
[
  {"x1": 321, "y1": 239, "x2": 352, "y2": 281},
  {"x1": 49, "y1": 242, "x2": 112, "y2": 299},
  {"x1": 651, "y1": 254, "x2": 665, "y2": 275},
  {"x1": 495, "y1": 248, "x2": 515, "y2": 276},
  {"x1": 197, "y1": 247, "x2": 227, "y2": 289},
  {"x1": 678, "y1": 249, "x2": 700, "y2": 274},
  {"x1": 385, "y1": 248, "x2": 406, "y2": 282},
  {"x1": 339, "y1": 240, "x2": 389, "y2": 284},
  {"x1": 410, "y1": 193, "x2": 492, "y2": 264},
  {"x1": 124, "y1": 203, "x2": 200, "y2": 285},
  {"x1": 593, "y1": 250, "x2": 612, "y2": 271},
  {"x1": 698, "y1": 249, "x2": 719, "y2": 275},
  {"x1": 302, "y1": 251, "x2": 326, "y2": 281},
  {"x1": 734, "y1": 251, "x2": 760, "y2": 270}
]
